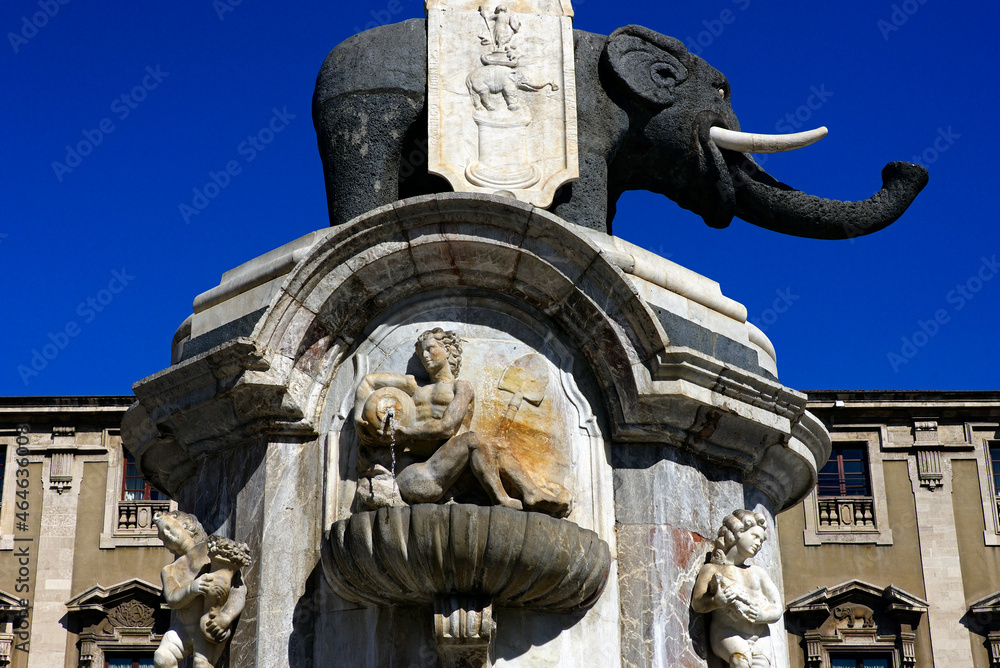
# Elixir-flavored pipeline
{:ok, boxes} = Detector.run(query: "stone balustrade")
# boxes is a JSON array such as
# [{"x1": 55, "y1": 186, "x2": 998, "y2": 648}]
[
  {"x1": 117, "y1": 499, "x2": 170, "y2": 533},
  {"x1": 818, "y1": 496, "x2": 876, "y2": 529}
]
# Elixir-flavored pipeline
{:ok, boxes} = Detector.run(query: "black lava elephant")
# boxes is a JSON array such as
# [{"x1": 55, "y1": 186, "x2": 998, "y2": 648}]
[{"x1": 313, "y1": 19, "x2": 927, "y2": 238}]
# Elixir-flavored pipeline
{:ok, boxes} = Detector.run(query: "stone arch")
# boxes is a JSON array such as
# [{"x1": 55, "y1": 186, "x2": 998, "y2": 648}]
[{"x1": 253, "y1": 193, "x2": 670, "y2": 431}]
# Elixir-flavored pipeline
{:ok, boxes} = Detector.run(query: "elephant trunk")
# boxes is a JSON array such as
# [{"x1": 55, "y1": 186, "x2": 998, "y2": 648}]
[{"x1": 730, "y1": 157, "x2": 929, "y2": 240}]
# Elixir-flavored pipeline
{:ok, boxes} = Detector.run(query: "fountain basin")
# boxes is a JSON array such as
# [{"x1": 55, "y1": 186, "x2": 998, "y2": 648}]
[{"x1": 322, "y1": 503, "x2": 610, "y2": 614}]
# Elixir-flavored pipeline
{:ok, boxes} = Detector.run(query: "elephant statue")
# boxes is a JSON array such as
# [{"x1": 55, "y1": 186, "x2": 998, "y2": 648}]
[
  {"x1": 466, "y1": 64, "x2": 556, "y2": 112},
  {"x1": 313, "y1": 20, "x2": 927, "y2": 238}
]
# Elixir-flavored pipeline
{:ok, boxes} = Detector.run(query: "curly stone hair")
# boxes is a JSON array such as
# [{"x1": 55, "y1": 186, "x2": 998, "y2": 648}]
[
  {"x1": 711, "y1": 509, "x2": 767, "y2": 565},
  {"x1": 167, "y1": 510, "x2": 208, "y2": 544},
  {"x1": 415, "y1": 328, "x2": 463, "y2": 376}
]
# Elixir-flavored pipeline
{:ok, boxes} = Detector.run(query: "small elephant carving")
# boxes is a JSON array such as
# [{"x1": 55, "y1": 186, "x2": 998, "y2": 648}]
[
  {"x1": 833, "y1": 604, "x2": 876, "y2": 628},
  {"x1": 465, "y1": 64, "x2": 556, "y2": 112}
]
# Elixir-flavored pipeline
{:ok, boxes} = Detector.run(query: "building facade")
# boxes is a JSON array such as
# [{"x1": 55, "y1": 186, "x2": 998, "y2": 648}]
[
  {"x1": 781, "y1": 391, "x2": 1000, "y2": 668},
  {"x1": 3, "y1": 390, "x2": 999, "y2": 667},
  {"x1": 0, "y1": 397, "x2": 172, "y2": 668}
]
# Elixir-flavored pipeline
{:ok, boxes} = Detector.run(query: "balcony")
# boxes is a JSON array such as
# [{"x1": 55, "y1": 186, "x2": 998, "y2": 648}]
[
  {"x1": 817, "y1": 496, "x2": 875, "y2": 529},
  {"x1": 116, "y1": 499, "x2": 170, "y2": 533}
]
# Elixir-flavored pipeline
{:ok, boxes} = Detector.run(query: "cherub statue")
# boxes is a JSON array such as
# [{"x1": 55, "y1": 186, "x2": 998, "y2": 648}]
[
  {"x1": 353, "y1": 328, "x2": 569, "y2": 516},
  {"x1": 691, "y1": 510, "x2": 783, "y2": 668},
  {"x1": 153, "y1": 510, "x2": 250, "y2": 668}
]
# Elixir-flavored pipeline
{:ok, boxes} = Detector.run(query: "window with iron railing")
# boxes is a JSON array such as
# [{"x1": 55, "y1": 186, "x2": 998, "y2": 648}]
[
  {"x1": 816, "y1": 445, "x2": 875, "y2": 530},
  {"x1": 121, "y1": 451, "x2": 165, "y2": 502}
]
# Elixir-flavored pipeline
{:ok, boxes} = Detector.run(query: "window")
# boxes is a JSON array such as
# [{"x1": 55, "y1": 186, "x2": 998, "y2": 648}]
[
  {"x1": 106, "y1": 657, "x2": 154, "y2": 668},
  {"x1": 831, "y1": 656, "x2": 890, "y2": 668},
  {"x1": 67, "y1": 579, "x2": 167, "y2": 666},
  {"x1": 990, "y1": 445, "x2": 1000, "y2": 495},
  {"x1": 0, "y1": 445, "x2": 5, "y2": 507},
  {"x1": 100, "y1": 440, "x2": 173, "y2": 548},
  {"x1": 818, "y1": 445, "x2": 871, "y2": 497},
  {"x1": 121, "y1": 451, "x2": 164, "y2": 501},
  {"x1": 803, "y1": 436, "x2": 892, "y2": 545}
]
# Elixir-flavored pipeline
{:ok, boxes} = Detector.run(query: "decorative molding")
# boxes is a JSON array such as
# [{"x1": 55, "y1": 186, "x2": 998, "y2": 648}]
[
  {"x1": 968, "y1": 591, "x2": 1000, "y2": 667},
  {"x1": 913, "y1": 419, "x2": 938, "y2": 444},
  {"x1": 434, "y1": 594, "x2": 494, "y2": 668},
  {"x1": 0, "y1": 589, "x2": 27, "y2": 667},
  {"x1": 49, "y1": 451, "x2": 73, "y2": 492},
  {"x1": 107, "y1": 600, "x2": 156, "y2": 629},
  {"x1": 426, "y1": 0, "x2": 578, "y2": 207},
  {"x1": 916, "y1": 448, "x2": 944, "y2": 490},
  {"x1": 803, "y1": 434, "x2": 892, "y2": 546},
  {"x1": 786, "y1": 580, "x2": 926, "y2": 668},
  {"x1": 128, "y1": 195, "x2": 830, "y2": 511},
  {"x1": 66, "y1": 579, "x2": 166, "y2": 668}
]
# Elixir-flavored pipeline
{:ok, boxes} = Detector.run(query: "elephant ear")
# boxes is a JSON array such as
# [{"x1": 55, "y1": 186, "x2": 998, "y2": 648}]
[{"x1": 605, "y1": 25, "x2": 690, "y2": 107}]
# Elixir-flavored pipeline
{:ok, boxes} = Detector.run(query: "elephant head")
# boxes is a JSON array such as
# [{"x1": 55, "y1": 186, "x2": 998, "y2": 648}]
[{"x1": 583, "y1": 25, "x2": 928, "y2": 239}]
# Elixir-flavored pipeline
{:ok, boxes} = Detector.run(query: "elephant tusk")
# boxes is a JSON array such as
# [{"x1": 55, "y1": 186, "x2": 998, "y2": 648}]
[{"x1": 709, "y1": 126, "x2": 828, "y2": 154}]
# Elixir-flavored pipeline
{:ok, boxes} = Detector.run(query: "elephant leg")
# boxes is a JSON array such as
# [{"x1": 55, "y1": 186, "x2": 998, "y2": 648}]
[
  {"x1": 479, "y1": 88, "x2": 496, "y2": 111},
  {"x1": 314, "y1": 91, "x2": 424, "y2": 226},
  {"x1": 550, "y1": 151, "x2": 612, "y2": 232},
  {"x1": 501, "y1": 84, "x2": 520, "y2": 110},
  {"x1": 467, "y1": 79, "x2": 491, "y2": 111}
]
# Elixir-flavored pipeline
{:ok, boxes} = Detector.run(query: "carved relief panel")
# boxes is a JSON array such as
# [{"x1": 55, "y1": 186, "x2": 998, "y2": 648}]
[
  {"x1": 427, "y1": 0, "x2": 579, "y2": 206},
  {"x1": 325, "y1": 295, "x2": 606, "y2": 530},
  {"x1": 319, "y1": 293, "x2": 619, "y2": 666}
]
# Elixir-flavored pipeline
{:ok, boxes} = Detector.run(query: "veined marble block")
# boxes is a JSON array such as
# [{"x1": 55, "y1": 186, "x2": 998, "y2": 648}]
[{"x1": 426, "y1": 0, "x2": 578, "y2": 206}]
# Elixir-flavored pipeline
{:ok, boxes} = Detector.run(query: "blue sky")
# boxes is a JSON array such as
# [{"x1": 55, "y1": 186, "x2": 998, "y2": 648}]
[{"x1": 2, "y1": 0, "x2": 997, "y2": 396}]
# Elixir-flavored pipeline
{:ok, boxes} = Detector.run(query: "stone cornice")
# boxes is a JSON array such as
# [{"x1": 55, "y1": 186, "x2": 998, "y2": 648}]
[{"x1": 124, "y1": 194, "x2": 829, "y2": 509}]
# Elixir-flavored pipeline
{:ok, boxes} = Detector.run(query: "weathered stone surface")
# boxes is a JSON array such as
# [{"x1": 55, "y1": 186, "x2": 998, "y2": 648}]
[
  {"x1": 323, "y1": 504, "x2": 609, "y2": 612},
  {"x1": 351, "y1": 327, "x2": 573, "y2": 517},
  {"x1": 152, "y1": 511, "x2": 249, "y2": 668},
  {"x1": 426, "y1": 0, "x2": 578, "y2": 207},
  {"x1": 124, "y1": 193, "x2": 830, "y2": 667},
  {"x1": 691, "y1": 510, "x2": 783, "y2": 668}
]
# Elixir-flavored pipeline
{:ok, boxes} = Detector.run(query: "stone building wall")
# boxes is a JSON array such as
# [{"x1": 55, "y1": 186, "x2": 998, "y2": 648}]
[
  {"x1": 0, "y1": 397, "x2": 171, "y2": 668},
  {"x1": 780, "y1": 391, "x2": 1000, "y2": 668}
]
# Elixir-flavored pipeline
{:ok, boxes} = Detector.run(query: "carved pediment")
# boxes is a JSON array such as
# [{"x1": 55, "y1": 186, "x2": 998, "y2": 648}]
[
  {"x1": 787, "y1": 580, "x2": 927, "y2": 668},
  {"x1": 66, "y1": 578, "x2": 163, "y2": 615},
  {"x1": 788, "y1": 579, "x2": 927, "y2": 623},
  {"x1": 0, "y1": 589, "x2": 27, "y2": 620}
]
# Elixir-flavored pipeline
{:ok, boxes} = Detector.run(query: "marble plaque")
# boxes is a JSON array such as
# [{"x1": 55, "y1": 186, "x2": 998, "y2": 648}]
[{"x1": 426, "y1": 0, "x2": 579, "y2": 207}]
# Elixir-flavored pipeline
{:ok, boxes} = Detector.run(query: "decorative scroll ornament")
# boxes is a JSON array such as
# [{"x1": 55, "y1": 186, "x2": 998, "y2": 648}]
[
  {"x1": 107, "y1": 600, "x2": 155, "y2": 629},
  {"x1": 427, "y1": 0, "x2": 578, "y2": 206}
]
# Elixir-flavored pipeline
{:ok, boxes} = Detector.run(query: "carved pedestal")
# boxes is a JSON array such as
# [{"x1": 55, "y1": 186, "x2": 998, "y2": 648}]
[
  {"x1": 434, "y1": 595, "x2": 494, "y2": 668},
  {"x1": 124, "y1": 193, "x2": 829, "y2": 667}
]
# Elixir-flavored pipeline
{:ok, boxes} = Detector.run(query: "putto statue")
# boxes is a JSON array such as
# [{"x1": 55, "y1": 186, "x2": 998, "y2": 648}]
[
  {"x1": 353, "y1": 328, "x2": 570, "y2": 516},
  {"x1": 692, "y1": 510, "x2": 783, "y2": 668},
  {"x1": 153, "y1": 510, "x2": 250, "y2": 668}
]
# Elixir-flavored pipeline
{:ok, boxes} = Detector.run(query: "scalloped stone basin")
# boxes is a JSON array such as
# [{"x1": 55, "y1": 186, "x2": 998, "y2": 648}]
[{"x1": 323, "y1": 503, "x2": 611, "y2": 614}]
